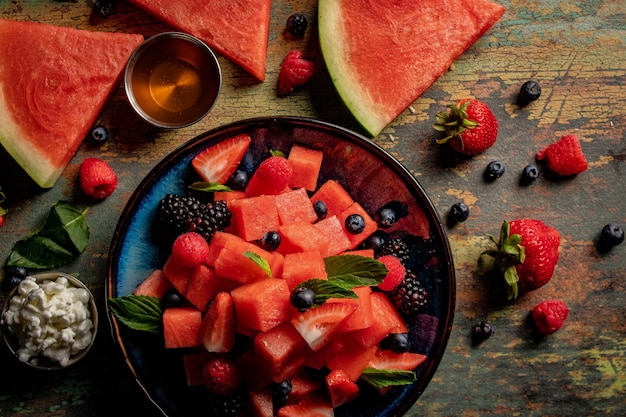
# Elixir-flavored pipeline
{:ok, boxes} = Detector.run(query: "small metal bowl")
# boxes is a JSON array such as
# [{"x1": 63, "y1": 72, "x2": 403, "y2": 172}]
[
  {"x1": 1, "y1": 272, "x2": 98, "y2": 370},
  {"x1": 124, "y1": 32, "x2": 222, "y2": 129}
]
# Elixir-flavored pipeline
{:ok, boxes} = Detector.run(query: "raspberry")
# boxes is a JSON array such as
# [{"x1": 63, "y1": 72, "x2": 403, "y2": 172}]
[
  {"x1": 377, "y1": 255, "x2": 406, "y2": 291},
  {"x1": 171, "y1": 232, "x2": 210, "y2": 267},
  {"x1": 79, "y1": 157, "x2": 118, "y2": 199},
  {"x1": 245, "y1": 156, "x2": 293, "y2": 196},
  {"x1": 536, "y1": 134, "x2": 587, "y2": 176},
  {"x1": 277, "y1": 49, "x2": 315, "y2": 96},
  {"x1": 202, "y1": 355, "x2": 242, "y2": 395},
  {"x1": 532, "y1": 299, "x2": 569, "y2": 335},
  {"x1": 377, "y1": 236, "x2": 411, "y2": 266}
]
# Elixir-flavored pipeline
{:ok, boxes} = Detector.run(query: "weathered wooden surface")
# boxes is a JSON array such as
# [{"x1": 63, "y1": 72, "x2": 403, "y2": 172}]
[{"x1": 0, "y1": 0, "x2": 624, "y2": 416}]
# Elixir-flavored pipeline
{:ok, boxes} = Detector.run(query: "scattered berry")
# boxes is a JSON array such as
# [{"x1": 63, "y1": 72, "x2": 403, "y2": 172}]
[
  {"x1": 344, "y1": 213, "x2": 365, "y2": 234},
  {"x1": 0, "y1": 215, "x2": 4, "y2": 228},
  {"x1": 2, "y1": 266, "x2": 28, "y2": 292},
  {"x1": 376, "y1": 201, "x2": 408, "y2": 228},
  {"x1": 471, "y1": 321, "x2": 494, "y2": 345},
  {"x1": 94, "y1": 0, "x2": 116, "y2": 18},
  {"x1": 379, "y1": 332, "x2": 410, "y2": 353},
  {"x1": 286, "y1": 13, "x2": 308, "y2": 37},
  {"x1": 171, "y1": 232, "x2": 210, "y2": 267},
  {"x1": 484, "y1": 160, "x2": 505, "y2": 181},
  {"x1": 207, "y1": 391, "x2": 246, "y2": 417},
  {"x1": 89, "y1": 125, "x2": 110, "y2": 142},
  {"x1": 313, "y1": 200, "x2": 328, "y2": 220},
  {"x1": 245, "y1": 155, "x2": 294, "y2": 196},
  {"x1": 389, "y1": 269, "x2": 428, "y2": 316},
  {"x1": 278, "y1": 49, "x2": 315, "y2": 97},
  {"x1": 291, "y1": 286, "x2": 316, "y2": 312},
  {"x1": 377, "y1": 255, "x2": 406, "y2": 291},
  {"x1": 161, "y1": 289, "x2": 185, "y2": 309},
  {"x1": 518, "y1": 80, "x2": 542, "y2": 105},
  {"x1": 434, "y1": 98, "x2": 498, "y2": 155},
  {"x1": 449, "y1": 202, "x2": 470, "y2": 223},
  {"x1": 79, "y1": 157, "x2": 118, "y2": 199},
  {"x1": 362, "y1": 230, "x2": 389, "y2": 253},
  {"x1": 261, "y1": 230, "x2": 281, "y2": 251},
  {"x1": 158, "y1": 194, "x2": 232, "y2": 242},
  {"x1": 520, "y1": 164, "x2": 540, "y2": 185},
  {"x1": 202, "y1": 355, "x2": 242, "y2": 395},
  {"x1": 600, "y1": 223, "x2": 624, "y2": 247},
  {"x1": 536, "y1": 134, "x2": 588, "y2": 176},
  {"x1": 532, "y1": 299, "x2": 569, "y2": 335}
]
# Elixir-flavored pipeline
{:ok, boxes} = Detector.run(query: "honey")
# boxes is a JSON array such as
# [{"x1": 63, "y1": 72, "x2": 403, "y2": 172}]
[{"x1": 126, "y1": 33, "x2": 221, "y2": 128}]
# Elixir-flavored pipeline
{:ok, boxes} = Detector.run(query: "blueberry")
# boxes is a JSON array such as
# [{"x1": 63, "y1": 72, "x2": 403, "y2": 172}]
[
  {"x1": 520, "y1": 164, "x2": 540, "y2": 185},
  {"x1": 449, "y1": 202, "x2": 469, "y2": 223},
  {"x1": 286, "y1": 13, "x2": 308, "y2": 37},
  {"x1": 600, "y1": 223, "x2": 624, "y2": 247},
  {"x1": 290, "y1": 287, "x2": 315, "y2": 311},
  {"x1": 518, "y1": 80, "x2": 542, "y2": 105},
  {"x1": 472, "y1": 321, "x2": 494, "y2": 345},
  {"x1": 376, "y1": 201, "x2": 407, "y2": 228},
  {"x1": 380, "y1": 332, "x2": 410, "y2": 353},
  {"x1": 345, "y1": 213, "x2": 365, "y2": 234},
  {"x1": 90, "y1": 125, "x2": 110, "y2": 142},
  {"x1": 261, "y1": 231, "x2": 281, "y2": 251},
  {"x1": 484, "y1": 160, "x2": 505, "y2": 181},
  {"x1": 94, "y1": 0, "x2": 116, "y2": 18},
  {"x1": 362, "y1": 229, "x2": 389, "y2": 252},
  {"x1": 2, "y1": 266, "x2": 28, "y2": 292},
  {"x1": 161, "y1": 289, "x2": 184, "y2": 309},
  {"x1": 229, "y1": 169, "x2": 249, "y2": 190},
  {"x1": 313, "y1": 200, "x2": 328, "y2": 220},
  {"x1": 271, "y1": 379, "x2": 292, "y2": 412}
]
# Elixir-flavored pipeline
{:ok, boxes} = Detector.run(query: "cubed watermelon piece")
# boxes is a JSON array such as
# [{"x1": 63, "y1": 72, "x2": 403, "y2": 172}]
[
  {"x1": 229, "y1": 194, "x2": 280, "y2": 241},
  {"x1": 337, "y1": 202, "x2": 378, "y2": 248},
  {"x1": 340, "y1": 248, "x2": 375, "y2": 258},
  {"x1": 310, "y1": 179, "x2": 354, "y2": 217},
  {"x1": 253, "y1": 321, "x2": 309, "y2": 383},
  {"x1": 213, "y1": 190, "x2": 247, "y2": 202},
  {"x1": 349, "y1": 292, "x2": 408, "y2": 348},
  {"x1": 205, "y1": 231, "x2": 242, "y2": 266},
  {"x1": 282, "y1": 250, "x2": 327, "y2": 290},
  {"x1": 133, "y1": 269, "x2": 173, "y2": 298},
  {"x1": 327, "y1": 342, "x2": 378, "y2": 381},
  {"x1": 313, "y1": 215, "x2": 352, "y2": 256},
  {"x1": 231, "y1": 279, "x2": 292, "y2": 332},
  {"x1": 185, "y1": 264, "x2": 222, "y2": 310},
  {"x1": 163, "y1": 307, "x2": 202, "y2": 349},
  {"x1": 275, "y1": 188, "x2": 317, "y2": 225},
  {"x1": 289, "y1": 371, "x2": 323, "y2": 404},
  {"x1": 329, "y1": 285, "x2": 374, "y2": 332},
  {"x1": 237, "y1": 349, "x2": 274, "y2": 390},
  {"x1": 287, "y1": 145, "x2": 324, "y2": 191},
  {"x1": 198, "y1": 292, "x2": 236, "y2": 352},
  {"x1": 183, "y1": 351, "x2": 211, "y2": 386},
  {"x1": 277, "y1": 221, "x2": 331, "y2": 256},
  {"x1": 214, "y1": 242, "x2": 275, "y2": 284},
  {"x1": 248, "y1": 389, "x2": 274, "y2": 417},
  {"x1": 162, "y1": 256, "x2": 193, "y2": 295}
]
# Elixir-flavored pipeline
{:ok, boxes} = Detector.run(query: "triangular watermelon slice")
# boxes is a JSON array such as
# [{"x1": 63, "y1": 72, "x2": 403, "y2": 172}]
[
  {"x1": 128, "y1": 0, "x2": 271, "y2": 81},
  {"x1": 0, "y1": 19, "x2": 143, "y2": 188},
  {"x1": 318, "y1": 0, "x2": 506, "y2": 137}
]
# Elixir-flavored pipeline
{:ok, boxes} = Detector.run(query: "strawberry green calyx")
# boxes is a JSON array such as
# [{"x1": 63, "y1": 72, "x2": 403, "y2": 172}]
[
  {"x1": 481, "y1": 220, "x2": 526, "y2": 300},
  {"x1": 433, "y1": 101, "x2": 478, "y2": 146}
]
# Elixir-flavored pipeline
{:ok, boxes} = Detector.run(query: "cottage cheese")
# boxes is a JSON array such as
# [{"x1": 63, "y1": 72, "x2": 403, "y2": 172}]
[{"x1": 2, "y1": 275, "x2": 94, "y2": 367}]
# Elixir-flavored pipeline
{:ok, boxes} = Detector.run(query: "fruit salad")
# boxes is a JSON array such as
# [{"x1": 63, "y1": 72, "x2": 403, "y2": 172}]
[{"x1": 109, "y1": 134, "x2": 444, "y2": 416}]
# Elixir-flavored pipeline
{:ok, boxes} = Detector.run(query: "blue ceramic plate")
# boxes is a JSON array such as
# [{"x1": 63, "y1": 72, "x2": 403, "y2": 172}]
[{"x1": 107, "y1": 116, "x2": 455, "y2": 417}]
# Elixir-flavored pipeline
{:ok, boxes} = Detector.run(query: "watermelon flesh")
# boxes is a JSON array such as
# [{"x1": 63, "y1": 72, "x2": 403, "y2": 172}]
[
  {"x1": 127, "y1": 0, "x2": 270, "y2": 81},
  {"x1": 0, "y1": 19, "x2": 143, "y2": 188},
  {"x1": 318, "y1": 0, "x2": 505, "y2": 136}
]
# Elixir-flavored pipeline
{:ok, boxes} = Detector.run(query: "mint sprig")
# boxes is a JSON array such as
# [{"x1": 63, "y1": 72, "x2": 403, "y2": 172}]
[
  {"x1": 295, "y1": 278, "x2": 358, "y2": 306},
  {"x1": 244, "y1": 251, "x2": 273, "y2": 278},
  {"x1": 360, "y1": 368, "x2": 417, "y2": 388},
  {"x1": 189, "y1": 181, "x2": 232, "y2": 193},
  {"x1": 108, "y1": 295, "x2": 163, "y2": 333},
  {"x1": 7, "y1": 201, "x2": 89, "y2": 269}
]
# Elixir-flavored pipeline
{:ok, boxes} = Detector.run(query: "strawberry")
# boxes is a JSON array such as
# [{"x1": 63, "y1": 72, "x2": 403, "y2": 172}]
[
  {"x1": 434, "y1": 98, "x2": 498, "y2": 155},
  {"x1": 367, "y1": 349, "x2": 427, "y2": 371},
  {"x1": 325, "y1": 369, "x2": 359, "y2": 408},
  {"x1": 201, "y1": 354, "x2": 242, "y2": 395},
  {"x1": 191, "y1": 133, "x2": 252, "y2": 185},
  {"x1": 377, "y1": 255, "x2": 406, "y2": 291},
  {"x1": 276, "y1": 394, "x2": 334, "y2": 417},
  {"x1": 198, "y1": 292, "x2": 236, "y2": 352},
  {"x1": 536, "y1": 134, "x2": 588, "y2": 176},
  {"x1": 170, "y1": 232, "x2": 210, "y2": 267},
  {"x1": 532, "y1": 299, "x2": 569, "y2": 335},
  {"x1": 0, "y1": 215, "x2": 4, "y2": 228},
  {"x1": 79, "y1": 157, "x2": 118, "y2": 199},
  {"x1": 482, "y1": 219, "x2": 560, "y2": 299},
  {"x1": 245, "y1": 155, "x2": 294, "y2": 196},
  {"x1": 278, "y1": 49, "x2": 315, "y2": 96},
  {"x1": 291, "y1": 301, "x2": 358, "y2": 350}
]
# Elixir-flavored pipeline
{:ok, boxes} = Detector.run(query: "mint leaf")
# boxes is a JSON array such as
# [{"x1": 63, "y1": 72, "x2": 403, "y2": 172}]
[
  {"x1": 7, "y1": 201, "x2": 90, "y2": 269},
  {"x1": 244, "y1": 251, "x2": 272, "y2": 278},
  {"x1": 108, "y1": 295, "x2": 163, "y2": 333},
  {"x1": 360, "y1": 368, "x2": 417, "y2": 388},
  {"x1": 295, "y1": 278, "x2": 358, "y2": 307},
  {"x1": 189, "y1": 181, "x2": 232, "y2": 193},
  {"x1": 324, "y1": 255, "x2": 387, "y2": 286}
]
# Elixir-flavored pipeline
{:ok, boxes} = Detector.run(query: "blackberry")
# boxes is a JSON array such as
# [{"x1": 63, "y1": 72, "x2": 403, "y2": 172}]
[
  {"x1": 158, "y1": 194, "x2": 231, "y2": 242},
  {"x1": 378, "y1": 236, "x2": 411, "y2": 266},
  {"x1": 389, "y1": 269, "x2": 428, "y2": 317},
  {"x1": 206, "y1": 391, "x2": 246, "y2": 417}
]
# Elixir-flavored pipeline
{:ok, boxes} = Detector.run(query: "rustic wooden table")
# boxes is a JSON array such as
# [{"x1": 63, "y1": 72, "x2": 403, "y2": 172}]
[{"x1": 1, "y1": 1, "x2": 624, "y2": 416}]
